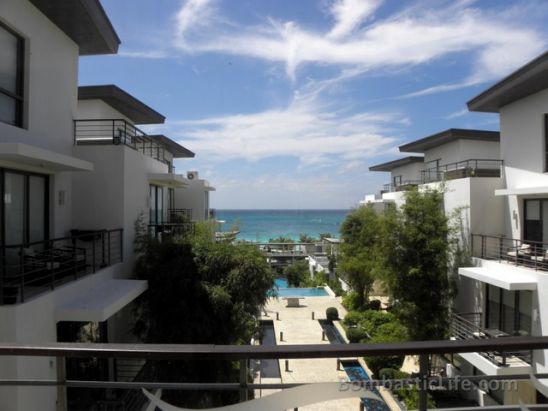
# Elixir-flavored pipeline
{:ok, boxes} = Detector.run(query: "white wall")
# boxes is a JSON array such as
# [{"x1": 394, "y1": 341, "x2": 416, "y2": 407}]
[
  {"x1": 424, "y1": 139, "x2": 500, "y2": 166},
  {"x1": 174, "y1": 178, "x2": 213, "y2": 222},
  {"x1": 77, "y1": 100, "x2": 132, "y2": 124},
  {"x1": 0, "y1": 0, "x2": 79, "y2": 156},
  {"x1": 500, "y1": 88, "x2": 548, "y2": 176},
  {"x1": 72, "y1": 145, "x2": 169, "y2": 273},
  {"x1": 390, "y1": 161, "x2": 423, "y2": 183},
  {"x1": 0, "y1": 264, "x2": 121, "y2": 411}
]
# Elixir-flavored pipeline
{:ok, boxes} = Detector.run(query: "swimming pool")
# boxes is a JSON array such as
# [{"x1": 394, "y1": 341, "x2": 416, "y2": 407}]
[{"x1": 271, "y1": 277, "x2": 329, "y2": 297}]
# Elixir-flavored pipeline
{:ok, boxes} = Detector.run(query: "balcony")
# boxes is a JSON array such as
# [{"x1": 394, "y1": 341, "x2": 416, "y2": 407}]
[
  {"x1": 382, "y1": 180, "x2": 422, "y2": 193},
  {"x1": 421, "y1": 159, "x2": 502, "y2": 184},
  {"x1": 74, "y1": 119, "x2": 170, "y2": 166},
  {"x1": 148, "y1": 223, "x2": 195, "y2": 241},
  {"x1": 450, "y1": 312, "x2": 532, "y2": 373},
  {"x1": 168, "y1": 208, "x2": 193, "y2": 222},
  {"x1": 1, "y1": 337, "x2": 548, "y2": 411},
  {"x1": 471, "y1": 234, "x2": 548, "y2": 272},
  {"x1": 0, "y1": 229, "x2": 123, "y2": 305}
]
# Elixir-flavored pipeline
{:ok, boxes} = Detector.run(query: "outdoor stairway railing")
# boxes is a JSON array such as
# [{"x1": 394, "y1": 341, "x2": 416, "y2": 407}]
[
  {"x1": 471, "y1": 233, "x2": 548, "y2": 271},
  {"x1": 450, "y1": 312, "x2": 532, "y2": 366},
  {"x1": 0, "y1": 228, "x2": 123, "y2": 305},
  {"x1": 421, "y1": 159, "x2": 503, "y2": 183},
  {"x1": 1, "y1": 337, "x2": 548, "y2": 411}
]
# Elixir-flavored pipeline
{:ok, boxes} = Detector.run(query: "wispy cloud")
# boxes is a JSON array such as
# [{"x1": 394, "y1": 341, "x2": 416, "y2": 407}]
[
  {"x1": 168, "y1": 98, "x2": 405, "y2": 166},
  {"x1": 444, "y1": 108, "x2": 469, "y2": 120},
  {"x1": 162, "y1": 0, "x2": 546, "y2": 85}
]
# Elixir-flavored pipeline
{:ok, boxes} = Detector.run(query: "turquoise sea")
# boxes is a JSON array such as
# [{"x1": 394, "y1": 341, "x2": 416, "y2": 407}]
[{"x1": 215, "y1": 209, "x2": 349, "y2": 242}]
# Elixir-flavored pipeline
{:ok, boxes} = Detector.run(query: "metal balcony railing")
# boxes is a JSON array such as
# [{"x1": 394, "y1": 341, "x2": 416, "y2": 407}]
[
  {"x1": 74, "y1": 119, "x2": 170, "y2": 166},
  {"x1": 382, "y1": 180, "x2": 422, "y2": 193},
  {"x1": 471, "y1": 234, "x2": 548, "y2": 271},
  {"x1": 450, "y1": 312, "x2": 532, "y2": 366},
  {"x1": 1, "y1": 337, "x2": 548, "y2": 411},
  {"x1": 168, "y1": 208, "x2": 193, "y2": 222},
  {"x1": 421, "y1": 159, "x2": 503, "y2": 183},
  {"x1": 0, "y1": 228, "x2": 123, "y2": 305},
  {"x1": 148, "y1": 223, "x2": 195, "y2": 241}
]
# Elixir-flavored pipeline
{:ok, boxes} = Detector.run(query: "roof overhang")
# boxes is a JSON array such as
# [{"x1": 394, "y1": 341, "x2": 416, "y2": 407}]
[
  {"x1": 399, "y1": 129, "x2": 500, "y2": 153},
  {"x1": 0, "y1": 143, "x2": 93, "y2": 172},
  {"x1": 467, "y1": 51, "x2": 548, "y2": 113},
  {"x1": 78, "y1": 85, "x2": 165, "y2": 125},
  {"x1": 148, "y1": 135, "x2": 195, "y2": 158},
  {"x1": 55, "y1": 279, "x2": 147, "y2": 322},
  {"x1": 149, "y1": 173, "x2": 189, "y2": 188},
  {"x1": 458, "y1": 266, "x2": 537, "y2": 290},
  {"x1": 495, "y1": 186, "x2": 548, "y2": 196},
  {"x1": 369, "y1": 156, "x2": 423, "y2": 172},
  {"x1": 29, "y1": 0, "x2": 120, "y2": 55}
]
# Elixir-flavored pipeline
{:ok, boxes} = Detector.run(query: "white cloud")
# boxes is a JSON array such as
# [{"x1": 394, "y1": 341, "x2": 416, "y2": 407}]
[
  {"x1": 166, "y1": 0, "x2": 546, "y2": 84},
  {"x1": 444, "y1": 108, "x2": 469, "y2": 120},
  {"x1": 327, "y1": 0, "x2": 383, "y2": 40},
  {"x1": 165, "y1": 93, "x2": 405, "y2": 167}
]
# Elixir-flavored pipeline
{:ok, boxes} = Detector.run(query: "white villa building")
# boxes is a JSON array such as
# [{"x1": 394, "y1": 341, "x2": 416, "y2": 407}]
[
  {"x1": 362, "y1": 51, "x2": 548, "y2": 406},
  {"x1": 0, "y1": 1, "x2": 214, "y2": 410}
]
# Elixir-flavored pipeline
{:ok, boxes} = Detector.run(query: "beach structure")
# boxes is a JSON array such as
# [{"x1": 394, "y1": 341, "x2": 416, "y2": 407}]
[{"x1": 0, "y1": 1, "x2": 214, "y2": 409}]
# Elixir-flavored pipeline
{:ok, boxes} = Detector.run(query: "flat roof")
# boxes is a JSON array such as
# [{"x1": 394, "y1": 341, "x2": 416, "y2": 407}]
[
  {"x1": 399, "y1": 129, "x2": 499, "y2": 153},
  {"x1": 149, "y1": 135, "x2": 195, "y2": 158},
  {"x1": 29, "y1": 0, "x2": 120, "y2": 55},
  {"x1": 369, "y1": 156, "x2": 423, "y2": 172},
  {"x1": 78, "y1": 85, "x2": 166, "y2": 125},
  {"x1": 467, "y1": 51, "x2": 548, "y2": 113}
]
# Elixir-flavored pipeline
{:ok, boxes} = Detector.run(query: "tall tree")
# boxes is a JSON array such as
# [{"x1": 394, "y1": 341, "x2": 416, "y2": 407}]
[
  {"x1": 339, "y1": 206, "x2": 381, "y2": 308},
  {"x1": 132, "y1": 223, "x2": 274, "y2": 406},
  {"x1": 382, "y1": 188, "x2": 455, "y2": 340}
]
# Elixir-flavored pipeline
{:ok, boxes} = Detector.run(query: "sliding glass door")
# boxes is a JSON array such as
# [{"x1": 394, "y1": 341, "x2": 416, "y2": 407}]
[
  {"x1": 149, "y1": 185, "x2": 164, "y2": 225},
  {"x1": 2, "y1": 170, "x2": 48, "y2": 270},
  {"x1": 486, "y1": 285, "x2": 532, "y2": 336}
]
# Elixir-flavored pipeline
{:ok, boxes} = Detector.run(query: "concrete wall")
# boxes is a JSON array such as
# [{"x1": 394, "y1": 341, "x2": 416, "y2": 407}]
[
  {"x1": 390, "y1": 161, "x2": 423, "y2": 183},
  {"x1": 0, "y1": 265, "x2": 120, "y2": 411},
  {"x1": 72, "y1": 145, "x2": 169, "y2": 273},
  {"x1": 77, "y1": 100, "x2": 132, "y2": 123},
  {"x1": 0, "y1": 0, "x2": 79, "y2": 156},
  {"x1": 424, "y1": 139, "x2": 500, "y2": 166},
  {"x1": 174, "y1": 178, "x2": 212, "y2": 222}
]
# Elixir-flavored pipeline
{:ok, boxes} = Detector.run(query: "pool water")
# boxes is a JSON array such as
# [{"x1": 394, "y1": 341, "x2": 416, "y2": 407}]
[
  {"x1": 343, "y1": 361, "x2": 390, "y2": 411},
  {"x1": 271, "y1": 277, "x2": 329, "y2": 297}
]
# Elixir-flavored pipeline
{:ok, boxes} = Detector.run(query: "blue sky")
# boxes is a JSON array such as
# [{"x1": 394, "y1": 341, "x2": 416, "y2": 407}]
[{"x1": 79, "y1": 0, "x2": 548, "y2": 209}]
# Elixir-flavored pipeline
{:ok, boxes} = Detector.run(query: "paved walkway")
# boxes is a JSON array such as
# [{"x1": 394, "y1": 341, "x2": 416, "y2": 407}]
[{"x1": 258, "y1": 295, "x2": 362, "y2": 411}]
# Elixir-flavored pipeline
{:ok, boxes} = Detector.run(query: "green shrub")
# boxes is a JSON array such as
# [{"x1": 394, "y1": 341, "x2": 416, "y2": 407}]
[
  {"x1": 378, "y1": 368, "x2": 396, "y2": 380},
  {"x1": 326, "y1": 307, "x2": 339, "y2": 321},
  {"x1": 368, "y1": 299, "x2": 381, "y2": 311},
  {"x1": 363, "y1": 355, "x2": 404, "y2": 377},
  {"x1": 358, "y1": 310, "x2": 395, "y2": 335},
  {"x1": 343, "y1": 311, "x2": 363, "y2": 327},
  {"x1": 346, "y1": 327, "x2": 368, "y2": 343},
  {"x1": 342, "y1": 291, "x2": 362, "y2": 310},
  {"x1": 393, "y1": 386, "x2": 436, "y2": 409}
]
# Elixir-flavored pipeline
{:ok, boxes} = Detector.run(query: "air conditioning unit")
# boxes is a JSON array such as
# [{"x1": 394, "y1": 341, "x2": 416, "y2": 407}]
[{"x1": 187, "y1": 171, "x2": 199, "y2": 180}]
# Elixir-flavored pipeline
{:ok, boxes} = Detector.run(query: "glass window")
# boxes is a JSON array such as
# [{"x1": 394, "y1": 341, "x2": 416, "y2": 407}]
[
  {"x1": 28, "y1": 175, "x2": 46, "y2": 243},
  {"x1": 0, "y1": 23, "x2": 23, "y2": 127},
  {"x1": 519, "y1": 291, "x2": 532, "y2": 335},
  {"x1": 4, "y1": 172, "x2": 25, "y2": 245},
  {"x1": 486, "y1": 285, "x2": 500, "y2": 330},
  {"x1": 502, "y1": 289, "x2": 515, "y2": 334}
]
